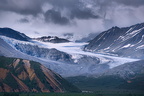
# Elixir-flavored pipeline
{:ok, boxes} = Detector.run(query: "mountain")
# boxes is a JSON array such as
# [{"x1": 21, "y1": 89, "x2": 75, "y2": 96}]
[
  {"x1": 0, "y1": 35, "x2": 73, "y2": 63},
  {"x1": 0, "y1": 30, "x2": 137, "y2": 77},
  {"x1": 0, "y1": 37, "x2": 48, "y2": 63},
  {"x1": 103, "y1": 60, "x2": 144, "y2": 79},
  {"x1": 66, "y1": 59, "x2": 144, "y2": 92},
  {"x1": 84, "y1": 23, "x2": 144, "y2": 59},
  {"x1": 66, "y1": 74, "x2": 144, "y2": 92},
  {"x1": 0, "y1": 36, "x2": 104, "y2": 76},
  {"x1": 0, "y1": 28, "x2": 30, "y2": 41},
  {"x1": 34, "y1": 36, "x2": 70, "y2": 43},
  {"x1": 0, "y1": 36, "x2": 77, "y2": 76},
  {"x1": 0, "y1": 56, "x2": 81, "y2": 92}
]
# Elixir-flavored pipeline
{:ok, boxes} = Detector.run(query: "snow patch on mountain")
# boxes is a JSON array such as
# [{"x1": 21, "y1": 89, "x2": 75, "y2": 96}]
[
  {"x1": 121, "y1": 44, "x2": 132, "y2": 48},
  {"x1": 0, "y1": 36, "x2": 34, "y2": 48},
  {"x1": 137, "y1": 45, "x2": 144, "y2": 49},
  {"x1": 71, "y1": 54, "x2": 83, "y2": 63}
]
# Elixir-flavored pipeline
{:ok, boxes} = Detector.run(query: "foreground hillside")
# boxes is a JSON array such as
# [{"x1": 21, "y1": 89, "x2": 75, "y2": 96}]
[
  {"x1": 66, "y1": 60, "x2": 144, "y2": 92},
  {"x1": 0, "y1": 56, "x2": 81, "y2": 92},
  {"x1": 1, "y1": 92, "x2": 144, "y2": 96}
]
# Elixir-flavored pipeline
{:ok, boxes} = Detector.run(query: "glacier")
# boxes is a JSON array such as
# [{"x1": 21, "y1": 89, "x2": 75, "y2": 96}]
[{"x1": 0, "y1": 36, "x2": 139, "y2": 77}]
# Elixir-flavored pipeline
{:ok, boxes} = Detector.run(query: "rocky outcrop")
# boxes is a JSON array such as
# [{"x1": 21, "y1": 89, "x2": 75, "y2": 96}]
[
  {"x1": 0, "y1": 56, "x2": 81, "y2": 92},
  {"x1": 34, "y1": 36, "x2": 70, "y2": 43}
]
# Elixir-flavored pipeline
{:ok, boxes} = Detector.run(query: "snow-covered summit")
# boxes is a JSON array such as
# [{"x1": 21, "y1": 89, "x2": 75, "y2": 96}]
[{"x1": 84, "y1": 22, "x2": 144, "y2": 59}]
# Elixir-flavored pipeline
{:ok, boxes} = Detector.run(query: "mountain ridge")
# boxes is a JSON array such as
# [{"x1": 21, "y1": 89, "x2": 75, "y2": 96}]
[
  {"x1": 0, "y1": 28, "x2": 30, "y2": 41},
  {"x1": 0, "y1": 56, "x2": 81, "y2": 92},
  {"x1": 33, "y1": 36, "x2": 70, "y2": 43},
  {"x1": 84, "y1": 22, "x2": 144, "y2": 59}
]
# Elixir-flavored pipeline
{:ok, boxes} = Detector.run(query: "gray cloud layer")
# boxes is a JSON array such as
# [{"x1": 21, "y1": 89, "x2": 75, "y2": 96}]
[
  {"x1": 45, "y1": 9, "x2": 69, "y2": 25},
  {"x1": 1, "y1": 0, "x2": 144, "y2": 24},
  {"x1": 0, "y1": 0, "x2": 144, "y2": 40},
  {"x1": 114, "y1": 0, "x2": 144, "y2": 6},
  {"x1": 0, "y1": 0, "x2": 44, "y2": 15}
]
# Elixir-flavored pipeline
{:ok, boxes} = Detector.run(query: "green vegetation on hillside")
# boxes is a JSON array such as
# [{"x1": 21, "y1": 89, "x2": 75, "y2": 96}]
[
  {"x1": 0, "y1": 92, "x2": 144, "y2": 96},
  {"x1": 66, "y1": 76, "x2": 144, "y2": 92},
  {"x1": 0, "y1": 56, "x2": 14, "y2": 68}
]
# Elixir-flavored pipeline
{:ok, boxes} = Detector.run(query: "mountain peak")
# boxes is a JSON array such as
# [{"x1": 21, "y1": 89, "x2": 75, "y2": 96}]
[
  {"x1": 0, "y1": 28, "x2": 30, "y2": 41},
  {"x1": 0, "y1": 56, "x2": 81, "y2": 92},
  {"x1": 84, "y1": 22, "x2": 144, "y2": 59}
]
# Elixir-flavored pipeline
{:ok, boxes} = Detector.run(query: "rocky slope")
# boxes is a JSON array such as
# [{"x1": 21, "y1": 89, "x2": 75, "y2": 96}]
[
  {"x1": 15, "y1": 43, "x2": 73, "y2": 62},
  {"x1": 34, "y1": 36, "x2": 70, "y2": 43},
  {"x1": 0, "y1": 56, "x2": 81, "y2": 92},
  {"x1": 84, "y1": 23, "x2": 144, "y2": 59},
  {"x1": 103, "y1": 60, "x2": 144, "y2": 79},
  {"x1": 66, "y1": 59, "x2": 144, "y2": 92}
]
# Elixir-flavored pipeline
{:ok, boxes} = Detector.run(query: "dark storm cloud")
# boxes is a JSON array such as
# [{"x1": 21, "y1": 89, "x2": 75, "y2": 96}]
[
  {"x1": 43, "y1": 0, "x2": 100, "y2": 24},
  {"x1": 45, "y1": 10, "x2": 69, "y2": 25},
  {"x1": 0, "y1": 0, "x2": 44, "y2": 15},
  {"x1": 70, "y1": 8, "x2": 99, "y2": 19},
  {"x1": 113, "y1": 0, "x2": 144, "y2": 6},
  {"x1": 44, "y1": 8, "x2": 99, "y2": 25},
  {"x1": 0, "y1": 0, "x2": 144, "y2": 16},
  {"x1": 0, "y1": 0, "x2": 100, "y2": 25}
]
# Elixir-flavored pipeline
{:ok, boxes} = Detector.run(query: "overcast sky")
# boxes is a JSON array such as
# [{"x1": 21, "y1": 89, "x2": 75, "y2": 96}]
[{"x1": 0, "y1": 0, "x2": 144, "y2": 41}]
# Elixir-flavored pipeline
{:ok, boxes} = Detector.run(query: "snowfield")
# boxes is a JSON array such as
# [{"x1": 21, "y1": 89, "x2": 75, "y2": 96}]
[{"x1": 33, "y1": 40, "x2": 138, "y2": 69}]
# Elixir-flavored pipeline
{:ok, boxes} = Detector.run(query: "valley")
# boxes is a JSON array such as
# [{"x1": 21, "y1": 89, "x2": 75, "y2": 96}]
[
  {"x1": 33, "y1": 40, "x2": 139, "y2": 76},
  {"x1": 1, "y1": 0, "x2": 144, "y2": 95},
  {"x1": 0, "y1": 35, "x2": 138, "y2": 77},
  {"x1": 0, "y1": 22, "x2": 144, "y2": 93}
]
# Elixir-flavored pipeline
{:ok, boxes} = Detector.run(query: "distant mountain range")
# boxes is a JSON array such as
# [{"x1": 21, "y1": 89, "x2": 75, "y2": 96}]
[
  {"x1": 1, "y1": 23, "x2": 144, "y2": 92},
  {"x1": 33, "y1": 36, "x2": 70, "y2": 43},
  {"x1": 0, "y1": 28, "x2": 70, "y2": 43},
  {"x1": 84, "y1": 23, "x2": 144, "y2": 59}
]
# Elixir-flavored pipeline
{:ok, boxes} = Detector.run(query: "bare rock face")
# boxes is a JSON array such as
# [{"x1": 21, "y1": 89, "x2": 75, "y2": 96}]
[
  {"x1": 34, "y1": 36, "x2": 70, "y2": 43},
  {"x1": 0, "y1": 56, "x2": 81, "y2": 92}
]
